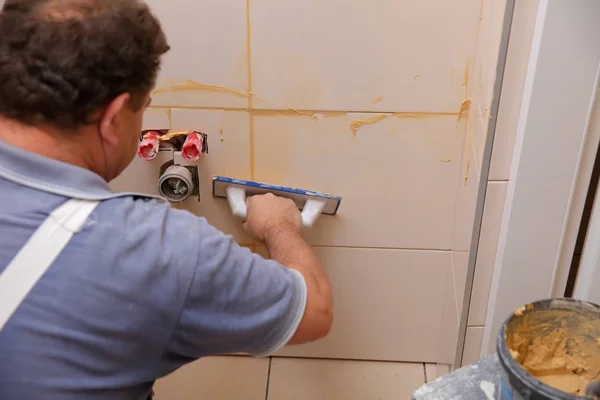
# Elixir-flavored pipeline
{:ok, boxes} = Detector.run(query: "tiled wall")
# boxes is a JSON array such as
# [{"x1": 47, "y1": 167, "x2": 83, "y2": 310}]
[
  {"x1": 110, "y1": 0, "x2": 505, "y2": 392},
  {"x1": 457, "y1": 0, "x2": 540, "y2": 366},
  {"x1": 151, "y1": 356, "x2": 441, "y2": 400}
]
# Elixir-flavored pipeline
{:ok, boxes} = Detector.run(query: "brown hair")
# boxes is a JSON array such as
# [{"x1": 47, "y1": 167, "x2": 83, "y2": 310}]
[{"x1": 0, "y1": 0, "x2": 169, "y2": 129}]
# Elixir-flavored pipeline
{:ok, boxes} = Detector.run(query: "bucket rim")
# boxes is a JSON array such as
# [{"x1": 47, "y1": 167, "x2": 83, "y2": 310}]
[{"x1": 496, "y1": 298, "x2": 600, "y2": 400}]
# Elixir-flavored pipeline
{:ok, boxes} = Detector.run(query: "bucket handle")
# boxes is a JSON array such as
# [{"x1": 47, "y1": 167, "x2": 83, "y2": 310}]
[{"x1": 225, "y1": 186, "x2": 325, "y2": 228}]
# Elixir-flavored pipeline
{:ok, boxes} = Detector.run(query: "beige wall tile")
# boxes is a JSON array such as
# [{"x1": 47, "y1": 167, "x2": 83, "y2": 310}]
[
  {"x1": 277, "y1": 247, "x2": 450, "y2": 362},
  {"x1": 468, "y1": 0, "x2": 509, "y2": 172},
  {"x1": 254, "y1": 113, "x2": 464, "y2": 249},
  {"x1": 452, "y1": 251, "x2": 469, "y2": 317},
  {"x1": 268, "y1": 358, "x2": 425, "y2": 400},
  {"x1": 146, "y1": 0, "x2": 249, "y2": 108},
  {"x1": 461, "y1": 327, "x2": 484, "y2": 366},
  {"x1": 251, "y1": 0, "x2": 480, "y2": 112},
  {"x1": 468, "y1": 182, "x2": 508, "y2": 325},
  {"x1": 169, "y1": 109, "x2": 252, "y2": 243},
  {"x1": 436, "y1": 255, "x2": 460, "y2": 365},
  {"x1": 472, "y1": 111, "x2": 489, "y2": 177},
  {"x1": 489, "y1": 0, "x2": 539, "y2": 180},
  {"x1": 153, "y1": 356, "x2": 269, "y2": 400},
  {"x1": 425, "y1": 364, "x2": 451, "y2": 382},
  {"x1": 451, "y1": 133, "x2": 481, "y2": 251},
  {"x1": 109, "y1": 151, "x2": 174, "y2": 196},
  {"x1": 437, "y1": 251, "x2": 468, "y2": 365},
  {"x1": 479, "y1": 0, "x2": 508, "y2": 108},
  {"x1": 143, "y1": 108, "x2": 171, "y2": 131}
]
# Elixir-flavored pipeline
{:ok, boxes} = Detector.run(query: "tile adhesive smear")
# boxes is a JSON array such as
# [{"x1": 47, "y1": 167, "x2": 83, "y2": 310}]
[{"x1": 212, "y1": 176, "x2": 342, "y2": 228}]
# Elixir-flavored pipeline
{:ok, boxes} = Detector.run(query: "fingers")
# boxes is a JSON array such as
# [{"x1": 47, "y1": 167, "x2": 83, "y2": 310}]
[{"x1": 246, "y1": 193, "x2": 275, "y2": 205}]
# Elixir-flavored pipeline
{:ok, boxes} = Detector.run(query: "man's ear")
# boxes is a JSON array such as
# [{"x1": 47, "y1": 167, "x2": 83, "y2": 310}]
[{"x1": 98, "y1": 93, "x2": 131, "y2": 147}]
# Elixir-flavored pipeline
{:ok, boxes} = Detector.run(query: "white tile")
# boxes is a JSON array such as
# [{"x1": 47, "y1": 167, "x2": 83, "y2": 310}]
[
  {"x1": 461, "y1": 327, "x2": 484, "y2": 366},
  {"x1": 251, "y1": 0, "x2": 481, "y2": 112},
  {"x1": 467, "y1": 1, "x2": 505, "y2": 168},
  {"x1": 436, "y1": 251, "x2": 463, "y2": 365},
  {"x1": 143, "y1": 108, "x2": 171, "y2": 130},
  {"x1": 451, "y1": 129, "x2": 481, "y2": 251},
  {"x1": 253, "y1": 113, "x2": 464, "y2": 249},
  {"x1": 489, "y1": 0, "x2": 539, "y2": 180},
  {"x1": 436, "y1": 251, "x2": 468, "y2": 365},
  {"x1": 170, "y1": 109, "x2": 252, "y2": 242},
  {"x1": 109, "y1": 150, "x2": 174, "y2": 195},
  {"x1": 468, "y1": 182, "x2": 508, "y2": 325},
  {"x1": 472, "y1": 109, "x2": 490, "y2": 175},
  {"x1": 425, "y1": 364, "x2": 451, "y2": 382},
  {"x1": 147, "y1": 0, "x2": 249, "y2": 108},
  {"x1": 109, "y1": 108, "x2": 173, "y2": 194},
  {"x1": 153, "y1": 356, "x2": 269, "y2": 400},
  {"x1": 276, "y1": 247, "x2": 450, "y2": 362},
  {"x1": 452, "y1": 251, "x2": 469, "y2": 317},
  {"x1": 268, "y1": 358, "x2": 426, "y2": 400}
]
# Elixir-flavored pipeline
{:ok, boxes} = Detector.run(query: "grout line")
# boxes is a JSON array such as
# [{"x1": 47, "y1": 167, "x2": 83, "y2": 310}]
[
  {"x1": 264, "y1": 357, "x2": 273, "y2": 400},
  {"x1": 148, "y1": 105, "x2": 461, "y2": 117},
  {"x1": 247, "y1": 243, "x2": 467, "y2": 253},
  {"x1": 246, "y1": 0, "x2": 255, "y2": 180},
  {"x1": 423, "y1": 363, "x2": 428, "y2": 383},
  {"x1": 450, "y1": 253, "x2": 461, "y2": 320},
  {"x1": 272, "y1": 355, "x2": 429, "y2": 365},
  {"x1": 310, "y1": 245, "x2": 452, "y2": 252}
]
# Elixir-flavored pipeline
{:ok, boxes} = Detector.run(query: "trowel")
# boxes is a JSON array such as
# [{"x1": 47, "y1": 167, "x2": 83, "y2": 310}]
[{"x1": 212, "y1": 176, "x2": 342, "y2": 228}]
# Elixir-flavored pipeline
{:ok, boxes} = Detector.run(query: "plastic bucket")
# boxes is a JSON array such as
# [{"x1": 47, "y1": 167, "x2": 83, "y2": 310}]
[{"x1": 497, "y1": 298, "x2": 600, "y2": 399}]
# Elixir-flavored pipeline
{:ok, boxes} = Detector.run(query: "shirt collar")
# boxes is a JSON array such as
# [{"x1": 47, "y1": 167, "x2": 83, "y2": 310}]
[{"x1": 0, "y1": 139, "x2": 163, "y2": 201}]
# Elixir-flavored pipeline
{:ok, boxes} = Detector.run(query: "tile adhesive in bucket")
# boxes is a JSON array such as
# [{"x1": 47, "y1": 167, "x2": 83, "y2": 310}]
[{"x1": 497, "y1": 298, "x2": 600, "y2": 399}]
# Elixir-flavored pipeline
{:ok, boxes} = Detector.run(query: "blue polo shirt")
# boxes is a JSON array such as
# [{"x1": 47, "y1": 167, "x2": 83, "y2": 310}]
[{"x1": 0, "y1": 140, "x2": 307, "y2": 400}]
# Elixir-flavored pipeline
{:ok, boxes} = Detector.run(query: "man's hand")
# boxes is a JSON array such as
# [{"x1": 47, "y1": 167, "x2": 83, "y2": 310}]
[{"x1": 243, "y1": 193, "x2": 302, "y2": 242}]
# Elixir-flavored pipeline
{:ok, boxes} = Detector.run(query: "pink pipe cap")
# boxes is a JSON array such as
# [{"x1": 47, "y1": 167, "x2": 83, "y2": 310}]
[
  {"x1": 138, "y1": 131, "x2": 160, "y2": 160},
  {"x1": 181, "y1": 132, "x2": 204, "y2": 161}
]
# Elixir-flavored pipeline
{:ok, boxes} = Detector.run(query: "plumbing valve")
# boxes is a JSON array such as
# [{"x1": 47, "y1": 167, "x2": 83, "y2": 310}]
[
  {"x1": 137, "y1": 129, "x2": 208, "y2": 203},
  {"x1": 157, "y1": 160, "x2": 200, "y2": 203},
  {"x1": 137, "y1": 130, "x2": 208, "y2": 160}
]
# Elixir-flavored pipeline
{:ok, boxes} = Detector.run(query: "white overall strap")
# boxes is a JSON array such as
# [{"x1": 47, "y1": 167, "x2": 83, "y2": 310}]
[{"x1": 0, "y1": 198, "x2": 100, "y2": 331}]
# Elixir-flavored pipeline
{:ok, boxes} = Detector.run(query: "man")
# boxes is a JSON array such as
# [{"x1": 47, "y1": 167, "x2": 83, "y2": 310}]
[{"x1": 0, "y1": 0, "x2": 333, "y2": 398}]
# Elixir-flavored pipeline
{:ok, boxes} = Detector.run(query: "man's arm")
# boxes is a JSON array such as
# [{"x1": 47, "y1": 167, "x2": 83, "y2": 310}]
[{"x1": 243, "y1": 193, "x2": 333, "y2": 345}]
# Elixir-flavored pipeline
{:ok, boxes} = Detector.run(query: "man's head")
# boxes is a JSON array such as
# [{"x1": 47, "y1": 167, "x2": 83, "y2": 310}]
[{"x1": 0, "y1": 0, "x2": 169, "y2": 180}]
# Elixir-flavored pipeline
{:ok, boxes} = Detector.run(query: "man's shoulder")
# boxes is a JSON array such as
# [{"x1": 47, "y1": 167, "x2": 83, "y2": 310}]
[
  {"x1": 96, "y1": 195, "x2": 202, "y2": 234},
  {"x1": 93, "y1": 195, "x2": 225, "y2": 255}
]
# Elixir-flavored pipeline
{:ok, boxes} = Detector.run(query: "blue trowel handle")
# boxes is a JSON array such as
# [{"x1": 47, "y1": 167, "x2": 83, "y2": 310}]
[{"x1": 225, "y1": 186, "x2": 325, "y2": 228}]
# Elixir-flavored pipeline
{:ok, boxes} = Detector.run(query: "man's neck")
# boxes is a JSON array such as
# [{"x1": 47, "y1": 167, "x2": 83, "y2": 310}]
[{"x1": 0, "y1": 117, "x2": 99, "y2": 174}]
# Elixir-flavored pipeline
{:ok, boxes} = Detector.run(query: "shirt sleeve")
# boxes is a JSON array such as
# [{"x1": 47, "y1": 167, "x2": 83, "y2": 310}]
[{"x1": 163, "y1": 207, "x2": 307, "y2": 362}]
